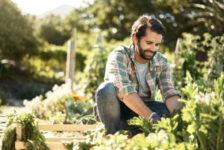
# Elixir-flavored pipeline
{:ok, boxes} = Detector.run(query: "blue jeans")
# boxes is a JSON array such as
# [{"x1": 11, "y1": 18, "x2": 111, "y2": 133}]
[{"x1": 95, "y1": 81, "x2": 170, "y2": 134}]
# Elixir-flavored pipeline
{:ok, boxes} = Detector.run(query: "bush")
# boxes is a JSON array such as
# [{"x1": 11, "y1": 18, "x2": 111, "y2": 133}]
[
  {"x1": 24, "y1": 82, "x2": 95, "y2": 124},
  {"x1": 2, "y1": 112, "x2": 48, "y2": 150},
  {"x1": 173, "y1": 33, "x2": 224, "y2": 88}
]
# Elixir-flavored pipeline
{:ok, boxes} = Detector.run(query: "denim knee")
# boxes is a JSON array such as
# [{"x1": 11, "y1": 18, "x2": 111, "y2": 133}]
[
  {"x1": 95, "y1": 82, "x2": 121, "y2": 134},
  {"x1": 95, "y1": 81, "x2": 120, "y2": 117},
  {"x1": 96, "y1": 81, "x2": 117, "y2": 102}
]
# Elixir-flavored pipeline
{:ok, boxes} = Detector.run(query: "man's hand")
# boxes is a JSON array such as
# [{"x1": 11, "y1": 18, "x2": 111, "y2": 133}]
[
  {"x1": 123, "y1": 93, "x2": 153, "y2": 119},
  {"x1": 165, "y1": 95, "x2": 182, "y2": 113},
  {"x1": 148, "y1": 112, "x2": 161, "y2": 123}
]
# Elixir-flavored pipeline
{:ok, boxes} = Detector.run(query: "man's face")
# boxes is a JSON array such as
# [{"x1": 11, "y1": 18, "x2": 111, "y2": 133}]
[{"x1": 134, "y1": 29, "x2": 162, "y2": 62}]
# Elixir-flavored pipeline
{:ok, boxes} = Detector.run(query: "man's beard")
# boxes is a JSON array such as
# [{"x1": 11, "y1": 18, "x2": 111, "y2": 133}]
[{"x1": 136, "y1": 41, "x2": 157, "y2": 61}]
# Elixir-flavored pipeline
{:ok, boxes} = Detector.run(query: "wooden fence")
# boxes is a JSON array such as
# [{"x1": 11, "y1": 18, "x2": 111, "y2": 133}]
[{"x1": 15, "y1": 124, "x2": 97, "y2": 150}]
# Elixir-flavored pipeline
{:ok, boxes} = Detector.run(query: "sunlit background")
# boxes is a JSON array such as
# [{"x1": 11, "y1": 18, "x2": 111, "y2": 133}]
[
  {"x1": 11, "y1": 0, "x2": 90, "y2": 15},
  {"x1": 0, "y1": 0, "x2": 224, "y2": 149},
  {"x1": 0, "y1": 0, "x2": 223, "y2": 109}
]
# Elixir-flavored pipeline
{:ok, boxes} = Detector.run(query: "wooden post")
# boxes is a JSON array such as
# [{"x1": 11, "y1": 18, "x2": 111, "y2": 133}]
[
  {"x1": 16, "y1": 125, "x2": 22, "y2": 141},
  {"x1": 66, "y1": 40, "x2": 74, "y2": 90},
  {"x1": 66, "y1": 28, "x2": 77, "y2": 91},
  {"x1": 216, "y1": 43, "x2": 223, "y2": 73},
  {"x1": 73, "y1": 28, "x2": 77, "y2": 75},
  {"x1": 174, "y1": 38, "x2": 182, "y2": 68},
  {"x1": 173, "y1": 38, "x2": 182, "y2": 83}
]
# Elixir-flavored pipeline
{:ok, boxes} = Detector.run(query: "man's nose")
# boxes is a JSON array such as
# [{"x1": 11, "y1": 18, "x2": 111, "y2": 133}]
[{"x1": 150, "y1": 45, "x2": 157, "y2": 51}]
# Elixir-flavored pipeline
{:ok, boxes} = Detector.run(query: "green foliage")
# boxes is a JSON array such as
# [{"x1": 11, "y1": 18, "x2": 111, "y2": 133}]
[
  {"x1": 0, "y1": 0, "x2": 38, "y2": 62},
  {"x1": 64, "y1": 8, "x2": 91, "y2": 34},
  {"x1": 181, "y1": 73, "x2": 224, "y2": 150},
  {"x1": 75, "y1": 32, "x2": 98, "y2": 72},
  {"x1": 2, "y1": 112, "x2": 48, "y2": 150},
  {"x1": 81, "y1": 32, "x2": 107, "y2": 100},
  {"x1": 63, "y1": 142, "x2": 75, "y2": 150},
  {"x1": 79, "y1": 34, "x2": 131, "y2": 100},
  {"x1": 1, "y1": 124, "x2": 16, "y2": 150},
  {"x1": 128, "y1": 74, "x2": 224, "y2": 149},
  {"x1": 24, "y1": 83, "x2": 95, "y2": 124},
  {"x1": 174, "y1": 33, "x2": 224, "y2": 88},
  {"x1": 205, "y1": 34, "x2": 224, "y2": 87},
  {"x1": 37, "y1": 14, "x2": 70, "y2": 45},
  {"x1": 174, "y1": 33, "x2": 203, "y2": 87},
  {"x1": 26, "y1": 43, "x2": 67, "y2": 83},
  {"x1": 69, "y1": 73, "x2": 224, "y2": 150},
  {"x1": 85, "y1": 0, "x2": 224, "y2": 48},
  {"x1": 128, "y1": 117, "x2": 154, "y2": 136},
  {"x1": 126, "y1": 130, "x2": 193, "y2": 150}
]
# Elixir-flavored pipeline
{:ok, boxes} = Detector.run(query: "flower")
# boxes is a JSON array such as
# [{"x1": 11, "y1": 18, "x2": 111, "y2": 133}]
[{"x1": 72, "y1": 91, "x2": 88, "y2": 102}]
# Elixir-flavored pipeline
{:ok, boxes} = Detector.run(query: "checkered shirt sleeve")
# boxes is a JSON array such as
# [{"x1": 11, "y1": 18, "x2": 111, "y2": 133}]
[
  {"x1": 104, "y1": 50, "x2": 137, "y2": 100},
  {"x1": 158, "y1": 60, "x2": 180, "y2": 101}
]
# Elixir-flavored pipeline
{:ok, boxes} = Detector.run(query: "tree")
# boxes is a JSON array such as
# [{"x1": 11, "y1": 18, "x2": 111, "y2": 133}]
[
  {"x1": 160, "y1": 0, "x2": 224, "y2": 38},
  {"x1": 85, "y1": 0, "x2": 224, "y2": 49},
  {"x1": 0, "y1": 0, "x2": 38, "y2": 63},
  {"x1": 37, "y1": 14, "x2": 70, "y2": 45},
  {"x1": 63, "y1": 7, "x2": 92, "y2": 34}
]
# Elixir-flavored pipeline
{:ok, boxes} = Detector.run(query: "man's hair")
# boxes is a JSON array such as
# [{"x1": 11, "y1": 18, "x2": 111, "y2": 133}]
[{"x1": 131, "y1": 15, "x2": 166, "y2": 42}]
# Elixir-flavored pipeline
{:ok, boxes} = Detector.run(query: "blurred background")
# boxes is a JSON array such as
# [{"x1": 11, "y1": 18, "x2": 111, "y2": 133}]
[{"x1": 0, "y1": 0, "x2": 223, "y2": 106}]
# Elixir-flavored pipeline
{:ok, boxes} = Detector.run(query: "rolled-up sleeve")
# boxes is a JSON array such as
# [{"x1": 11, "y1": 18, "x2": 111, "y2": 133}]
[
  {"x1": 104, "y1": 50, "x2": 136, "y2": 100},
  {"x1": 158, "y1": 61, "x2": 180, "y2": 101}
]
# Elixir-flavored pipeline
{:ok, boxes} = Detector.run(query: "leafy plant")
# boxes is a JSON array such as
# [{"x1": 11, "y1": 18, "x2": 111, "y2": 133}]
[
  {"x1": 128, "y1": 117, "x2": 154, "y2": 136},
  {"x1": 173, "y1": 33, "x2": 224, "y2": 89},
  {"x1": 181, "y1": 73, "x2": 224, "y2": 150},
  {"x1": 24, "y1": 83, "x2": 94, "y2": 124},
  {"x1": 81, "y1": 32, "x2": 107, "y2": 100},
  {"x1": 174, "y1": 33, "x2": 203, "y2": 87},
  {"x1": 1, "y1": 125, "x2": 16, "y2": 150},
  {"x1": 2, "y1": 112, "x2": 48, "y2": 150}
]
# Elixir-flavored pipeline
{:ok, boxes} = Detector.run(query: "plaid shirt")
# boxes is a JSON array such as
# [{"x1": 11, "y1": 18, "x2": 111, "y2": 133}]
[{"x1": 104, "y1": 45, "x2": 180, "y2": 101}]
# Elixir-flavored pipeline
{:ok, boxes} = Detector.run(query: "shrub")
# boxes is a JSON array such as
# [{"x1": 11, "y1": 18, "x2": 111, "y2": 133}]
[{"x1": 24, "y1": 82, "x2": 95, "y2": 124}]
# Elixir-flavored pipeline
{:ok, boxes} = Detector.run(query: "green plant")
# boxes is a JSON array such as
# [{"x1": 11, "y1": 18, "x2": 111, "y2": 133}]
[
  {"x1": 1, "y1": 125, "x2": 16, "y2": 150},
  {"x1": 173, "y1": 33, "x2": 203, "y2": 87},
  {"x1": 24, "y1": 83, "x2": 95, "y2": 124},
  {"x1": 180, "y1": 73, "x2": 224, "y2": 150},
  {"x1": 205, "y1": 34, "x2": 224, "y2": 87},
  {"x1": 2, "y1": 112, "x2": 49, "y2": 150},
  {"x1": 81, "y1": 33, "x2": 107, "y2": 100},
  {"x1": 174, "y1": 33, "x2": 224, "y2": 89}
]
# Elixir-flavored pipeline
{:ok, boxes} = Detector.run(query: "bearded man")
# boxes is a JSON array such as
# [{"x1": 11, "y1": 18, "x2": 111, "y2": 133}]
[{"x1": 95, "y1": 15, "x2": 182, "y2": 135}]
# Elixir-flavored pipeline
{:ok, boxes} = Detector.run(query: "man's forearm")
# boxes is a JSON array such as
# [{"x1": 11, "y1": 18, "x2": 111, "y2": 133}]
[
  {"x1": 122, "y1": 93, "x2": 153, "y2": 119},
  {"x1": 165, "y1": 95, "x2": 182, "y2": 113}
]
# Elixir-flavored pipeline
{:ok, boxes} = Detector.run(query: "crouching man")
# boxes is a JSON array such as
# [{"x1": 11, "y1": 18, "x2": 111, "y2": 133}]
[{"x1": 95, "y1": 15, "x2": 182, "y2": 134}]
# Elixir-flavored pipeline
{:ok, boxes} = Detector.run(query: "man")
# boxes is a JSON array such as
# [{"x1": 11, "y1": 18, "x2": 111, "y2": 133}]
[{"x1": 95, "y1": 15, "x2": 182, "y2": 135}]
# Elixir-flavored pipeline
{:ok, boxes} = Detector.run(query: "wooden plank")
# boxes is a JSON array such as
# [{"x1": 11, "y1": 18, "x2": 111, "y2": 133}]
[
  {"x1": 14, "y1": 124, "x2": 97, "y2": 150},
  {"x1": 45, "y1": 142, "x2": 67, "y2": 150},
  {"x1": 15, "y1": 141, "x2": 67, "y2": 150},
  {"x1": 16, "y1": 126, "x2": 22, "y2": 141},
  {"x1": 39, "y1": 124, "x2": 97, "y2": 131},
  {"x1": 15, "y1": 141, "x2": 26, "y2": 150},
  {"x1": 46, "y1": 137, "x2": 87, "y2": 142}
]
